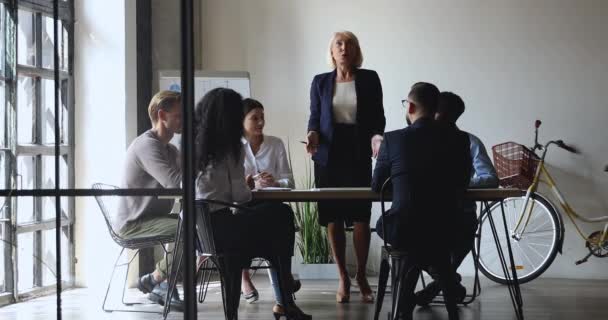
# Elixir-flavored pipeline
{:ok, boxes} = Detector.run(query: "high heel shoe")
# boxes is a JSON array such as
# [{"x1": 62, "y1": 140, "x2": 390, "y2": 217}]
[
  {"x1": 293, "y1": 279, "x2": 302, "y2": 293},
  {"x1": 355, "y1": 275, "x2": 375, "y2": 303},
  {"x1": 336, "y1": 279, "x2": 351, "y2": 303},
  {"x1": 272, "y1": 304, "x2": 312, "y2": 320}
]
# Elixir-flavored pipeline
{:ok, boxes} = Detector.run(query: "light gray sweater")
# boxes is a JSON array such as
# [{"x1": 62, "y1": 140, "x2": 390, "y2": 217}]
[{"x1": 115, "y1": 130, "x2": 181, "y2": 232}]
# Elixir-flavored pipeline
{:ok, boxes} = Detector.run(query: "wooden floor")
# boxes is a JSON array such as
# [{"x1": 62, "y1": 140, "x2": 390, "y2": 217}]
[{"x1": 1, "y1": 276, "x2": 607, "y2": 320}]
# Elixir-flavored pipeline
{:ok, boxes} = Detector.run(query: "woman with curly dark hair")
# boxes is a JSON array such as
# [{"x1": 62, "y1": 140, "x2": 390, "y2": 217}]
[{"x1": 194, "y1": 88, "x2": 310, "y2": 320}]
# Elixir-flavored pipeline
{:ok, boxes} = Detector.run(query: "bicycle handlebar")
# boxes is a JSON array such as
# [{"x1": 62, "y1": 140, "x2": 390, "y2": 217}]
[
  {"x1": 555, "y1": 140, "x2": 579, "y2": 154},
  {"x1": 533, "y1": 120, "x2": 580, "y2": 157}
]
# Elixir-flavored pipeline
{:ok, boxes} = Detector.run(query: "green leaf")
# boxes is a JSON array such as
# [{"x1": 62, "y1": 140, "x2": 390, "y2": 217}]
[{"x1": 287, "y1": 146, "x2": 333, "y2": 264}]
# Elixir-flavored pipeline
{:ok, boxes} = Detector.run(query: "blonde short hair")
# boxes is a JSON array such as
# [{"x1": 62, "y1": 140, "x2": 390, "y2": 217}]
[
  {"x1": 327, "y1": 31, "x2": 363, "y2": 69},
  {"x1": 148, "y1": 90, "x2": 181, "y2": 124}
]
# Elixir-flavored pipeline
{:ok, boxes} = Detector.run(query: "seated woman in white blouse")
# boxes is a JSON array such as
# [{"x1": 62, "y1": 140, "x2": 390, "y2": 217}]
[
  {"x1": 242, "y1": 98, "x2": 295, "y2": 190},
  {"x1": 240, "y1": 98, "x2": 299, "y2": 304},
  {"x1": 194, "y1": 88, "x2": 310, "y2": 320}
]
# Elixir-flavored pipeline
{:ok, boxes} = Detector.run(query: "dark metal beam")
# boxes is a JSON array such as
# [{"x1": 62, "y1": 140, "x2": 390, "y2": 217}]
[
  {"x1": 0, "y1": 188, "x2": 183, "y2": 197},
  {"x1": 52, "y1": 0, "x2": 62, "y2": 317},
  {"x1": 180, "y1": 0, "x2": 196, "y2": 318},
  {"x1": 136, "y1": 0, "x2": 152, "y2": 136}
]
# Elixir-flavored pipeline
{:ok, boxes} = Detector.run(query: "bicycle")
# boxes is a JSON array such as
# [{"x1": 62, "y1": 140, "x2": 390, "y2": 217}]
[{"x1": 476, "y1": 120, "x2": 608, "y2": 284}]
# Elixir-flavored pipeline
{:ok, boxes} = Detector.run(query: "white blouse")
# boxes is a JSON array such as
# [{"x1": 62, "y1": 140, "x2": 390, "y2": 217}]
[
  {"x1": 332, "y1": 81, "x2": 357, "y2": 124},
  {"x1": 242, "y1": 135, "x2": 295, "y2": 189},
  {"x1": 195, "y1": 146, "x2": 252, "y2": 211}
]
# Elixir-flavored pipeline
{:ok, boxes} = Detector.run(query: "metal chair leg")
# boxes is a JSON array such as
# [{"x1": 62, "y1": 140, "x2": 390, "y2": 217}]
[
  {"x1": 374, "y1": 254, "x2": 391, "y2": 320},
  {"x1": 163, "y1": 219, "x2": 184, "y2": 319},
  {"x1": 198, "y1": 258, "x2": 213, "y2": 303},
  {"x1": 121, "y1": 255, "x2": 133, "y2": 306},
  {"x1": 102, "y1": 248, "x2": 125, "y2": 312},
  {"x1": 103, "y1": 248, "x2": 161, "y2": 314}
]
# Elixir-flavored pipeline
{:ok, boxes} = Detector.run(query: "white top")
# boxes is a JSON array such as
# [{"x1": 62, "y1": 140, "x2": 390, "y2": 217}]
[
  {"x1": 195, "y1": 146, "x2": 252, "y2": 211},
  {"x1": 242, "y1": 135, "x2": 295, "y2": 188},
  {"x1": 332, "y1": 81, "x2": 357, "y2": 124}
]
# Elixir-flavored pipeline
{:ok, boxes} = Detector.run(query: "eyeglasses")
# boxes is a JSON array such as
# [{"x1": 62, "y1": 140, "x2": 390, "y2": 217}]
[{"x1": 401, "y1": 99, "x2": 410, "y2": 109}]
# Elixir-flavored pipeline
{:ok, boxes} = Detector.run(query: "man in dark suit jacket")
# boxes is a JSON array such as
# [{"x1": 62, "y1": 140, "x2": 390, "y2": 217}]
[{"x1": 372, "y1": 82, "x2": 471, "y2": 320}]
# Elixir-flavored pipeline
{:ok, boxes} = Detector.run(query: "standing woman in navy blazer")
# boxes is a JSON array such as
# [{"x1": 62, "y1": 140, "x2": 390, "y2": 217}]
[{"x1": 306, "y1": 31, "x2": 385, "y2": 304}]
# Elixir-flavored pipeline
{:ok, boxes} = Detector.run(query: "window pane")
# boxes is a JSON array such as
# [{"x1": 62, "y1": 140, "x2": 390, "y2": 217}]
[
  {"x1": 0, "y1": 81, "x2": 5, "y2": 148},
  {"x1": 42, "y1": 17, "x2": 65, "y2": 70},
  {"x1": 0, "y1": 222, "x2": 4, "y2": 292},
  {"x1": 41, "y1": 227, "x2": 69, "y2": 286},
  {"x1": 16, "y1": 156, "x2": 35, "y2": 224},
  {"x1": 0, "y1": 4, "x2": 5, "y2": 73},
  {"x1": 0, "y1": 141, "x2": 5, "y2": 187},
  {"x1": 1, "y1": 155, "x2": 6, "y2": 292},
  {"x1": 41, "y1": 79, "x2": 68, "y2": 144},
  {"x1": 17, "y1": 10, "x2": 36, "y2": 67},
  {"x1": 17, "y1": 76, "x2": 35, "y2": 144},
  {"x1": 41, "y1": 156, "x2": 68, "y2": 220},
  {"x1": 62, "y1": 25, "x2": 68, "y2": 71},
  {"x1": 17, "y1": 232, "x2": 34, "y2": 291},
  {"x1": 0, "y1": 197, "x2": 5, "y2": 292}
]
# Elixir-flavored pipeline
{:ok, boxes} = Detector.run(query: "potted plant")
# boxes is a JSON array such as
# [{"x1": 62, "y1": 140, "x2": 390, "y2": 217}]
[{"x1": 288, "y1": 147, "x2": 336, "y2": 279}]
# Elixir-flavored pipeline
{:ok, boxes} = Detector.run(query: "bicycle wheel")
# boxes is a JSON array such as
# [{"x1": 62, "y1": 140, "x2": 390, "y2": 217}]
[{"x1": 476, "y1": 193, "x2": 561, "y2": 284}]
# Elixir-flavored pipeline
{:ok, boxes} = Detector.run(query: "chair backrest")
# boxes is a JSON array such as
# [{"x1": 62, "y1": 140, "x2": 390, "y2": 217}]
[
  {"x1": 92, "y1": 183, "x2": 124, "y2": 245},
  {"x1": 193, "y1": 199, "x2": 256, "y2": 257},
  {"x1": 195, "y1": 200, "x2": 218, "y2": 256},
  {"x1": 379, "y1": 176, "x2": 392, "y2": 249},
  {"x1": 379, "y1": 172, "x2": 408, "y2": 249}
]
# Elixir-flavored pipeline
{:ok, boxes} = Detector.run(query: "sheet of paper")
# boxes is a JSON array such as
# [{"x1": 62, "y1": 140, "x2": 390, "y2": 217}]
[{"x1": 258, "y1": 187, "x2": 292, "y2": 191}]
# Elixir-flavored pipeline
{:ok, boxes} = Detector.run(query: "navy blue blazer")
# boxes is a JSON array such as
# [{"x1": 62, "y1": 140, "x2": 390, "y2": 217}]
[
  {"x1": 307, "y1": 68, "x2": 386, "y2": 166},
  {"x1": 371, "y1": 118, "x2": 472, "y2": 250}
]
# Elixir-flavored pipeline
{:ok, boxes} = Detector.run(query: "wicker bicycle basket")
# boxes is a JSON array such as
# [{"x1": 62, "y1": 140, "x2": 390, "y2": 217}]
[{"x1": 492, "y1": 142, "x2": 540, "y2": 190}]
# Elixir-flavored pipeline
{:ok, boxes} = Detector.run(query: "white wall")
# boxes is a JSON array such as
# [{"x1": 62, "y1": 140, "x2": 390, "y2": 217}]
[
  {"x1": 200, "y1": 0, "x2": 608, "y2": 279},
  {"x1": 74, "y1": 0, "x2": 138, "y2": 289}
]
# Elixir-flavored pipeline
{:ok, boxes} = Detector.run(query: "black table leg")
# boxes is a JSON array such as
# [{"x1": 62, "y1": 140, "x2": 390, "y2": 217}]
[{"x1": 485, "y1": 201, "x2": 524, "y2": 320}]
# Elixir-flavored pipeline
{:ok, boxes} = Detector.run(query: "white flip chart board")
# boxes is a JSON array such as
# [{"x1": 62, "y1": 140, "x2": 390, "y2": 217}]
[
  {"x1": 158, "y1": 70, "x2": 251, "y2": 149},
  {"x1": 158, "y1": 70, "x2": 251, "y2": 101}
]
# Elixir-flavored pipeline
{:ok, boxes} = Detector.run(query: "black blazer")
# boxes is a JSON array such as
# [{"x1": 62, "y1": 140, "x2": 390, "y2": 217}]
[
  {"x1": 307, "y1": 68, "x2": 386, "y2": 166},
  {"x1": 371, "y1": 118, "x2": 472, "y2": 250}
]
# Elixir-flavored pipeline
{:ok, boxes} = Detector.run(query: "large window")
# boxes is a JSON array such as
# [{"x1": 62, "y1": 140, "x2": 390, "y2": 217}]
[{"x1": 0, "y1": 0, "x2": 74, "y2": 304}]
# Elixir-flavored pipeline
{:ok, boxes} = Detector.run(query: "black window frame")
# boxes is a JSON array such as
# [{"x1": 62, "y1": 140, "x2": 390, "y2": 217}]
[{"x1": 0, "y1": 0, "x2": 74, "y2": 305}]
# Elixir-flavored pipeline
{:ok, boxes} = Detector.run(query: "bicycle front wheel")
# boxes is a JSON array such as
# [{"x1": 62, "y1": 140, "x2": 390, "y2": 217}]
[{"x1": 477, "y1": 194, "x2": 561, "y2": 284}]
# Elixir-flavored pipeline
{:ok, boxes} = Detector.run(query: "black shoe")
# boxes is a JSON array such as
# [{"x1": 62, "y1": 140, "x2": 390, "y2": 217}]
[
  {"x1": 137, "y1": 273, "x2": 158, "y2": 294},
  {"x1": 293, "y1": 279, "x2": 302, "y2": 294},
  {"x1": 415, "y1": 280, "x2": 441, "y2": 306},
  {"x1": 453, "y1": 283, "x2": 467, "y2": 304},
  {"x1": 148, "y1": 282, "x2": 184, "y2": 312}
]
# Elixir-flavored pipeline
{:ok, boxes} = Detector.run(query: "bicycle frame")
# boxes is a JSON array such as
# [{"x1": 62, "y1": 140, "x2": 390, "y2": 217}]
[{"x1": 512, "y1": 147, "x2": 608, "y2": 247}]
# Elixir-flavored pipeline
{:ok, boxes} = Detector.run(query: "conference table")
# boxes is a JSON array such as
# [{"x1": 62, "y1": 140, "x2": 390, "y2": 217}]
[
  {"x1": 250, "y1": 187, "x2": 524, "y2": 320},
  {"x1": 166, "y1": 187, "x2": 525, "y2": 319}
]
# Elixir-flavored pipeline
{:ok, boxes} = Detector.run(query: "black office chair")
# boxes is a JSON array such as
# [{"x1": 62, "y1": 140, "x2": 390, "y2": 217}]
[
  {"x1": 163, "y1": 199, "x2": 291, "y2": 320},
  {"x1": 93, "y1": 183, "x2": 175, "y2": 313},
  {"x1": 373, "y1": 176, "x2": 462, "y2": 320}
]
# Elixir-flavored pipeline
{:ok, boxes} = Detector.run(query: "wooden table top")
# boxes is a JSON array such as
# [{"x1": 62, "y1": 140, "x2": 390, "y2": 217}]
[{"x1": 251, "y1": 187, "x2": 523, "y2": 202}]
